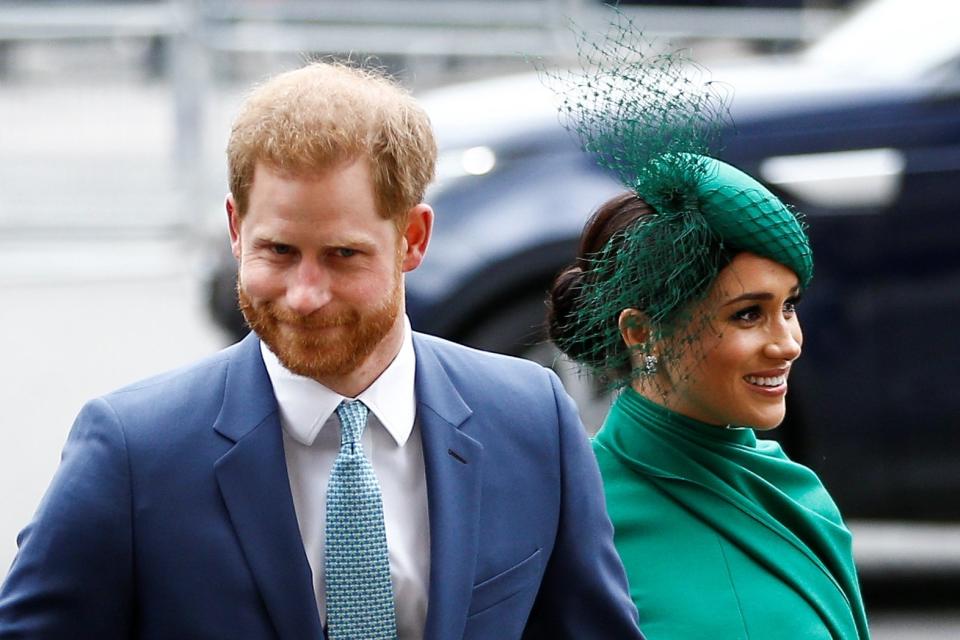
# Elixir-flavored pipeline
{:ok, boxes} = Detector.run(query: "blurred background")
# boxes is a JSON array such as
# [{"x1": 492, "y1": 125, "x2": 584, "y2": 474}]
[{"x1": 1, "y1": 0, "x2": 958, "y2": 635}]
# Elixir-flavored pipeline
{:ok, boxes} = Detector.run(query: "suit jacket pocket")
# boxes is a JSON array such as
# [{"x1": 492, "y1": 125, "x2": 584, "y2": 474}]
[{"x1": 467, "y1": 547, "x2": 543, "y2": 618}]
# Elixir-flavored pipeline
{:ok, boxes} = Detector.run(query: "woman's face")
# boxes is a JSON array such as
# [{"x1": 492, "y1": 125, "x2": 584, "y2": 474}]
[{"x1": 646, "y1": 252, "x2": 803, "y2": 429}]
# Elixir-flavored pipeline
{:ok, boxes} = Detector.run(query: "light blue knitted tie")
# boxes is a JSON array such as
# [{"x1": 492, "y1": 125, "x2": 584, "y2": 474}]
[{"x1": 325, "y1": 400, "x2": 398, "y2": 640}]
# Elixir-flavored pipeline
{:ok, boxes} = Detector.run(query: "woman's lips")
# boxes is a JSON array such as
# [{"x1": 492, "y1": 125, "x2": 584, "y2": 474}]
[{"x1": 743, "y1": 369, "x2": 789, "y2": 396}]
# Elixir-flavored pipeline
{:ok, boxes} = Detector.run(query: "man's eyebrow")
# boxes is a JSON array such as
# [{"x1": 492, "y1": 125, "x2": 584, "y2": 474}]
[
  {"x1": 251, "y1": 235, "x2": 377, "y2": 249},
  {"x1": 722, "y1": 285, "x2": 800, "y2": 307}
]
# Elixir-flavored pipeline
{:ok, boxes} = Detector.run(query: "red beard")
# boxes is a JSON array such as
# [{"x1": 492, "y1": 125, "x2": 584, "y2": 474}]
[{"x1": 238, "y1": 280, "x2": 401, "y2": 381}]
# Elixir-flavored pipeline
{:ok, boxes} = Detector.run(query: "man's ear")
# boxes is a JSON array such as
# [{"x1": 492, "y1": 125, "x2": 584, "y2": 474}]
[
  {"x1": 226, "y1": 194, "x2": 242, "y2": 261},
  {"x1": 618, "y1": 308, "x2": 650, "y2": 348},
  {"x1": 399, "y1": 204, "x2": 434, "y2": 273}
]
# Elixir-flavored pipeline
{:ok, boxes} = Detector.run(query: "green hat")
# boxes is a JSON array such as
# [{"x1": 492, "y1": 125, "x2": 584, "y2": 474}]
[
  {"x1": 695, "y1": 155, "x2": 812, "y2": 287},
  {"x1": 546, "y1": 12, "x2": 812, "y2": 386}
]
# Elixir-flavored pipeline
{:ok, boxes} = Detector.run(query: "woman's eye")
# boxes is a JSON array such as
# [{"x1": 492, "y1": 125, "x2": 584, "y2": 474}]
[
  {"x1": 783, "y1": 296, "x2": 801, "y2": 316},
  {"x1": 732, "y1": 306, "x2": 761, "y2": 323}
]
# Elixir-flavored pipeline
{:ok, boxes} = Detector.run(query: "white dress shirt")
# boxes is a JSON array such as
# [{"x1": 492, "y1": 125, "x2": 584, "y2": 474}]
[{"x1": 260, "y1": 319, "x2": 430, "y2": 639}]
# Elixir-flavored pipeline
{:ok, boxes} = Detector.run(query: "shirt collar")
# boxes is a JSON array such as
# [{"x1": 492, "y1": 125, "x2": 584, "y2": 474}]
[{"x1": 260, "y1": 317, "x2": 417, "y2": 447}]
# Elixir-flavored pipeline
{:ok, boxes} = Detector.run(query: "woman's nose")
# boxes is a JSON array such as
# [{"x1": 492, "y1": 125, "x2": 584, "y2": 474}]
[{"x1": 764, "y1": 321, "x2": 802, "y2": 362}]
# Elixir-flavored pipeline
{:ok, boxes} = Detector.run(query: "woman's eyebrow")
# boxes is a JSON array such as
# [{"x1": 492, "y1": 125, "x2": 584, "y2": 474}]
[
  {"x1": 723, "y1": 292, "x2": 773, "y2": 306},
  {"x1": 722, "y1": 285, "x2": 800, "y2": 307}
]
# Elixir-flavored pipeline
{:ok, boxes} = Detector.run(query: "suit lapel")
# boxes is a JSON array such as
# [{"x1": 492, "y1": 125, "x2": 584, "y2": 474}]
[
  {"x1": 213, "y1": 334, "x2": 323, "y2": 640},
  {"x1": 413, "y1": 335, "x2": 484, "y2": 640}
]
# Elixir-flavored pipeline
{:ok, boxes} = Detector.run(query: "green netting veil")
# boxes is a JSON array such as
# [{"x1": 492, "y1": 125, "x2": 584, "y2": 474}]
[{"x1": 545, "y1": 13, "x2": 813, "y2": 387}]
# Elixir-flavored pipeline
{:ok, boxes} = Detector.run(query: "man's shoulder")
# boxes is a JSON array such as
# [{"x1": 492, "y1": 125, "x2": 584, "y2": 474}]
[
  {"x1": 96, "y1": 338, "x2": 252, "y2": 422},
  {"x1": 110, "y1": 342, "x2": 237, "y2": 395},
  {"x1": 411, "y1": 331, "x2": 564, "y2": 415},
  {"x1": 412, "y1": 331, "x2": 549, "y2": 378}
]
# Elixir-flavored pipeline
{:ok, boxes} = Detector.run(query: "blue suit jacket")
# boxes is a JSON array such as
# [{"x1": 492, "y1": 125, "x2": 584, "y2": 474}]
[{"x1": 0, "y1": 332, "x2": 642, "y2": 639}]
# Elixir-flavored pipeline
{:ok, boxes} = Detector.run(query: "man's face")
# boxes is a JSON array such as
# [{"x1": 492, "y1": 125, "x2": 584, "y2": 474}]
[{"x1": 228, "y1": 160, "x2": 428, "y2": 389}]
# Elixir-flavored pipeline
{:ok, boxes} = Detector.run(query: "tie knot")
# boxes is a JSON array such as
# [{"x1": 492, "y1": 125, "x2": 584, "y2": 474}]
[{"x1": 336, "y1": 400, "x2": 368, "y2": 447}]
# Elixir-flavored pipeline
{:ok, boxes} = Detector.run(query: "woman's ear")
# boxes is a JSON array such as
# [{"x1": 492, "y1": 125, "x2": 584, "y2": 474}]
[{"x1": 618, "y1": 308, "x2": 649, "y2": 348}]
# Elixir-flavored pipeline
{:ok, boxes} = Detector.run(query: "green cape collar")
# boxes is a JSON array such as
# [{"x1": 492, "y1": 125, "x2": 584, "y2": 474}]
[{"x1": 595, "y1": 388, "x2": 870, "y2": 639}]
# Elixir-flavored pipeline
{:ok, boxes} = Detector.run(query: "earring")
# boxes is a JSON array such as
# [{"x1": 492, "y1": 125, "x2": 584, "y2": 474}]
[{"x1": 640, "y1": 354, "x2": 658, "y2": 377}]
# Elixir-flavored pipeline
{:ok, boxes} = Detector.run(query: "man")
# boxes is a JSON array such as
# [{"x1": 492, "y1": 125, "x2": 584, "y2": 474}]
[{"x1": 0, "y1": 63, "x2": 642, "y2": 639}]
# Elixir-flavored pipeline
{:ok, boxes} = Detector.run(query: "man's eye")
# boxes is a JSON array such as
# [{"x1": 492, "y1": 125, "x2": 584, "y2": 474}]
[
  {"x1": 335, "y1": 248, "x2": 357, "y2": 258},
  {"x1": 272, "y1": 244, "x2": 292, "y2": 255}
]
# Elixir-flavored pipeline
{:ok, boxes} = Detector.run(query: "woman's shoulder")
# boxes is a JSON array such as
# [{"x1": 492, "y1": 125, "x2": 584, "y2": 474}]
[{"x1": 593, "y1": 444, "x2": 703, "y2": 543}]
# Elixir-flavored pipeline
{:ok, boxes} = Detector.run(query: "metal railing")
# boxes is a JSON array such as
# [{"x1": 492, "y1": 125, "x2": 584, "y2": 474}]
[
  {"x1": 0, "y1": 0, "x2": 842, "y2": 239},
  {"x1": 0, "y1": 2, "x2": 180, "y2": 40},
  {"x1": 0, "y1": 1, "x2": 841, "y2": 50}
]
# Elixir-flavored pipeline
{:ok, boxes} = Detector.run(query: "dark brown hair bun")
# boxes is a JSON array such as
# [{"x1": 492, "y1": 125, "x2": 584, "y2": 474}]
[{"x1": 546, "y1": 192, "x2": 657, "y2": 368}]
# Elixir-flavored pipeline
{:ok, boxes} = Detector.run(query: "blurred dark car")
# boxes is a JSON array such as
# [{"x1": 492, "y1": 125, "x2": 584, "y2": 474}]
[{"x1": 207, "y1": 0, "x2": 960, "y2": 521}]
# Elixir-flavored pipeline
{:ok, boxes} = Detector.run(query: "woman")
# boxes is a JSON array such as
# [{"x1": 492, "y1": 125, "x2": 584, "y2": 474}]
[
  {"x1": 545, "y1": 20, "x2": 870, "y2": 636},
  {"x1": 547, "y1": 15, "x2": 869, "y2": 640},
  {"x1": 548, "y1": 156, "x2": 870, "y2": 639}
]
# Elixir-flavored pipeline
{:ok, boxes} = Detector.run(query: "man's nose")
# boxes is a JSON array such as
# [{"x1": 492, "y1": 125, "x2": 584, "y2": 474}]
[{"x1": 285, "y1": 261, "x2": 332, "y2": 316}]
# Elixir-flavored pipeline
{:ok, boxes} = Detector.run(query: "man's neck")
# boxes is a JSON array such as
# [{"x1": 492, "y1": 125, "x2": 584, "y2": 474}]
[{"x1": 316, "y1": 315, "x2": 407, "y2": 398}]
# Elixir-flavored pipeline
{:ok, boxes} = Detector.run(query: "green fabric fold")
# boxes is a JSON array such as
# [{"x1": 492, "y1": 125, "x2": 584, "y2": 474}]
[{"x1": 594, "y1": 388, "x2": 870, "y2": 639}]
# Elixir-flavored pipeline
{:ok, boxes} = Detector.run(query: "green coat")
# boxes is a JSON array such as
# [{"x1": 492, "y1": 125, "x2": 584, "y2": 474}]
[{"x1": 593, "y1": 389, "x2": 870, "y2": 639}]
